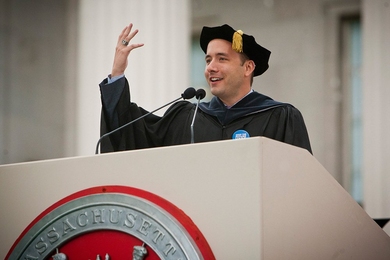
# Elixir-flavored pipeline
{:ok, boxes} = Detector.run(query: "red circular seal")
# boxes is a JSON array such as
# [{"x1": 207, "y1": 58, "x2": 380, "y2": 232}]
[{"x1": 6, "y1": 185, "x2": 215, "y2": 260}]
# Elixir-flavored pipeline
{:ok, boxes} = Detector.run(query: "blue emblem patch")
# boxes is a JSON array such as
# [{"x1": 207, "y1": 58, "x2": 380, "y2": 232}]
[{"x1": 232, "y1": 130, "x2": 250, "y2": 139}]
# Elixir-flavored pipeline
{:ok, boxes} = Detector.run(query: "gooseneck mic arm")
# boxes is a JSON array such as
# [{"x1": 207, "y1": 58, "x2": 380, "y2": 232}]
[
  {"x1": 95, "y1": 87, "x2": 196, "y2": 154},
  {"x1": 190, "y1": 89, "x2": 206, "y2": 144}
]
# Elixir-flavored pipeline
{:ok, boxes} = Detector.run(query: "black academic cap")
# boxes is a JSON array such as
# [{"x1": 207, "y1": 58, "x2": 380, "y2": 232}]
[{"x1": 200, "y1": 24, "x2": 271, "y2": 76}]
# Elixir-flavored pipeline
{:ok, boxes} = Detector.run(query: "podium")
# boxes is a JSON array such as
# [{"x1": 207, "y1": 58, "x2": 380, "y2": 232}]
[{"x1": 1, "y1": 137, "x2": 390, "y2": 259}]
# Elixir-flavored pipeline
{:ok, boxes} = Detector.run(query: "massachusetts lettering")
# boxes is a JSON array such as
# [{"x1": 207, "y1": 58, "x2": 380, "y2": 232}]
[{"x1": 22, "y1": 205, "x2": 185, "y2": 260}]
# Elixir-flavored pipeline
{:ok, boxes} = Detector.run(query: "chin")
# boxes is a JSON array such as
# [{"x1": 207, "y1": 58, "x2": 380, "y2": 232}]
[
  {"x1": 209, "y1": 89, "x2": 219, "y2": 97},
  {"x1": 209, "y1": 85, "x2": 221, "y2": 95}
]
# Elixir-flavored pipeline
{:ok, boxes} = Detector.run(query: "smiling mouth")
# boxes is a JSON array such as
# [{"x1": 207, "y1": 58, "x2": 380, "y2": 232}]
[{"x1": 210, "y1": 77, "x2": 223, "y2": 82}]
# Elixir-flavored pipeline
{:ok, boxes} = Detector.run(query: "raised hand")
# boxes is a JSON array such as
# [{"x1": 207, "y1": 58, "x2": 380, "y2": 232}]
[{"x1": 111, "y1": 23, "x2": 144, "y2": 77}]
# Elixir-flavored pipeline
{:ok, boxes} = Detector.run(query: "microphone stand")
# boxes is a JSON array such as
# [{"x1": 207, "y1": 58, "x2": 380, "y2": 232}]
[
  {"x1": 190, "y1": 98, "x2": 201, "y2": 144},
  {"x1": 190, "y1": 89, "x2": 206, "y2": 144},
  {"x1": 96, "y1": 96, "x2": 182, "y2": 154}
]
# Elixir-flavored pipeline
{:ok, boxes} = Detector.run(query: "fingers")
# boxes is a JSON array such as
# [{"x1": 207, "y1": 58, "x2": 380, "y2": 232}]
[
  {"x1": 117, "y1": 25, "x2": 129, "y2": 43},
  {"x1": 116, "y1": 23, "x2": 145, "y2": 50},
  {"x1": 124, "y1": 27, "x2": 138, "y2": 43},
  {"x1": 111, "y1": 23, "x2": 144, "y2": 77},
  {"x1": 118, "y1": 23, "x2": 132, "y2": 40},
  {"x1": 118, "y1": 23, "x2": 142, "y2": 47}
]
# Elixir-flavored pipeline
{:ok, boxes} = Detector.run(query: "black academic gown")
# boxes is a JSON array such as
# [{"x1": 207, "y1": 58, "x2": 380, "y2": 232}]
[{"x1": 99, "y1": 77, "x2": 312, "y2": 154}]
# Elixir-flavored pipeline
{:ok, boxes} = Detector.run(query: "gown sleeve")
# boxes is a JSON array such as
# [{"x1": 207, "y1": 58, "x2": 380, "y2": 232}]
[
  {"x1": 99, "y1": 77, "x2": 194, "y2": 153},
  {"x1": 99, "y1": 77, "x2": 159, "y2": 152}
]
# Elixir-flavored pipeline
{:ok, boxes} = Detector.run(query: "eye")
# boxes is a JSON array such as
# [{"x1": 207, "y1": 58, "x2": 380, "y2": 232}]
[{"x1": 219, "y1": 57, "x2": 227, "y2": 61}]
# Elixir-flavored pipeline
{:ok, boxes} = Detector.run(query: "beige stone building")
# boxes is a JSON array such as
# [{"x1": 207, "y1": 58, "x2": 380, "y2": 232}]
[{"x1": 1, "y1": 0, "x2": 389, "y2": 222}]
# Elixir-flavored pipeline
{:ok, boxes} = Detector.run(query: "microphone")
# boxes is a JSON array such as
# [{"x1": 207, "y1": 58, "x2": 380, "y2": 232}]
[
  {"x1": 195, "y1": 88, "x2": 206, "y2": 100},
  {"x1": 190, "y1": 89, "x2": 206, "y2": 144},
  {"x1": 95, "y1": 87, "x2": 196, "y2": 154}
]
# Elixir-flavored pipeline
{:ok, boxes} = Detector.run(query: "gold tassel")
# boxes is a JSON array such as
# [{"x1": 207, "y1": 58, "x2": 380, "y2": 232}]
[{"x1": 232, "y1": 30, "x2": 244, "y2": 53}]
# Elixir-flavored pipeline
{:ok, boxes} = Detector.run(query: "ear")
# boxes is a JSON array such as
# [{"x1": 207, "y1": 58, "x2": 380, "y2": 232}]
[{"x1": 244, "y1": 60, "x2": 256, "y2": 77}]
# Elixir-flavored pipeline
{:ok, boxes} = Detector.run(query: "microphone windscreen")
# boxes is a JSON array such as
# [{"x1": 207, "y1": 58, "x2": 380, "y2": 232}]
[
  {"x1": 195, "y1": 89, "x2": 206, "y2": 100},
  {"x1": 182, "y1": 87, "x2": 196, "y2": 99}
]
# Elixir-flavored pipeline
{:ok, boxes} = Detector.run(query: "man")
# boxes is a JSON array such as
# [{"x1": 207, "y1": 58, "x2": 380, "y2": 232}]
[{"x1": 99, "y1": 23, "x2": 312, "y2": 154}]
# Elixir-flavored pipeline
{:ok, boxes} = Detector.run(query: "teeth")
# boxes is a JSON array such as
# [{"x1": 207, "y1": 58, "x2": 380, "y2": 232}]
[{"x1": 211, "y1": 77, "x2": 222, "y2": 82}]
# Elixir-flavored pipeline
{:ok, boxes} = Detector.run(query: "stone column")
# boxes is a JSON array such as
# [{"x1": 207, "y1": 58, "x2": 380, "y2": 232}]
[
  {"x1": 362, "y1": 0, "x2": 390, "y2": 217},
  {"x1": 66, "y1": 0, "x2": 190, "y2": 156}
]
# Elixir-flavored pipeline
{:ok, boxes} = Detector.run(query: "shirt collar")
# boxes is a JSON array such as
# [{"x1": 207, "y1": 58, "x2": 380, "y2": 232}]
[{"x1": 225, "y1": 89, "x2": 254, "y2": 109}]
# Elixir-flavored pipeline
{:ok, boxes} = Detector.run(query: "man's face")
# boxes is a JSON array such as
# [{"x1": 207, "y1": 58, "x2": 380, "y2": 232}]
[{"x1": 204, "y1": 39, "x2": 248, "y2": 104}]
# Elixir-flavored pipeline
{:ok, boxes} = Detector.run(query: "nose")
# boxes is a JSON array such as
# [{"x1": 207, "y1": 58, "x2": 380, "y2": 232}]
[{"x1": 206, "y1": 59, "x2": 218, "y2": 73}]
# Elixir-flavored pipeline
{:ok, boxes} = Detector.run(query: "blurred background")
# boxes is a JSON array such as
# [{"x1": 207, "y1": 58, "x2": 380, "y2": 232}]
[{"x1": 0, "y1": 0, "x2": 389, "y2": 219}]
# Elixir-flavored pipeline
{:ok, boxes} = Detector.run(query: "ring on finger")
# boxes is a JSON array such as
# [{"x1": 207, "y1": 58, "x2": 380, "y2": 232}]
[{"x1": 121, "y1": 39, "x2": 129, "y2": 46}]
